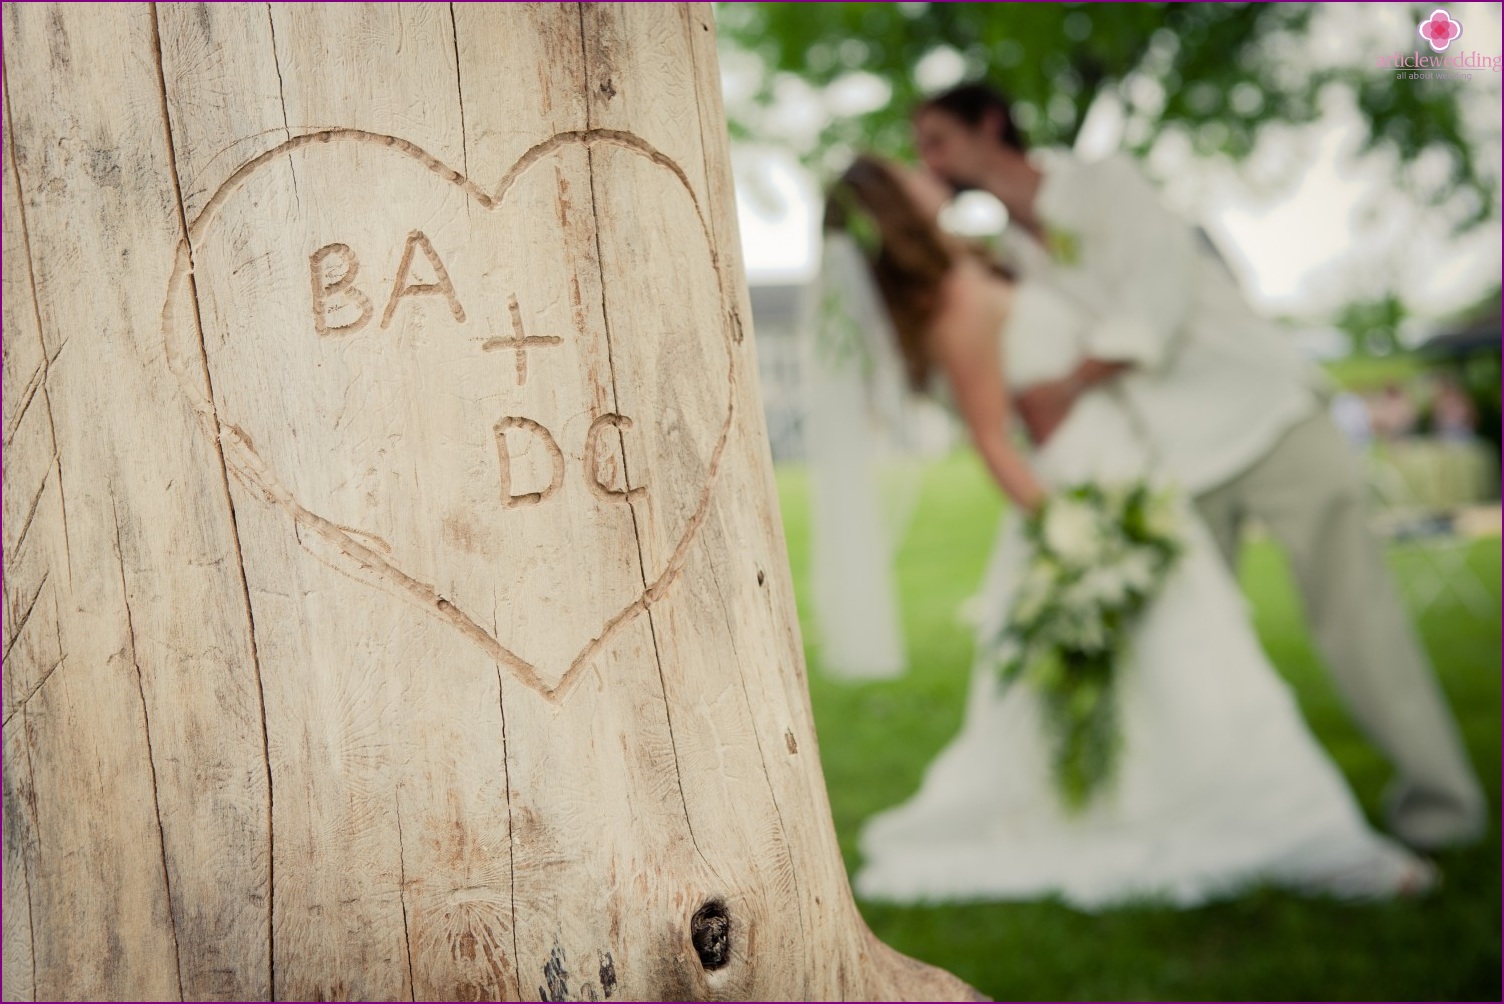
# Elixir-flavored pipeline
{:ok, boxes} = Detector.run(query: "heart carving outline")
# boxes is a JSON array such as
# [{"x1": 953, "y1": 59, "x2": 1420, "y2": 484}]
[{"x1": 161, "y1": 127, "x2": 739, "y2": 704}]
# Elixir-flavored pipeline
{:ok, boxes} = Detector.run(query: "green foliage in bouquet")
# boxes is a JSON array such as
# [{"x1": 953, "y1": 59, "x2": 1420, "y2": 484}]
[{"x1": 992, "y1": 481, "x2": 1184, "y2": 809}]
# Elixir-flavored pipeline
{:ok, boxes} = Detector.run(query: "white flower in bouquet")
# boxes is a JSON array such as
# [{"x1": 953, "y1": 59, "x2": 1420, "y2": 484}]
[
  {"x1": 1044, "y1": 594, "x2": 1108, "y2": 654},
  {"x1": 1078, "y1": 564, "x2": 1132, "y2": 606},
  {"x1": 1059, "y1": 578, "x2": 1100, "y2": 616},
  {"x1": 1012, "y1": 558, "x2": 1059, "y2": 624},
  {"x1": 1142, "y1": 489, "x2": 1182, "y2": 543},
  {"x1": 1068, "y1": 609, "x2": 1110, "y2": 654},
  {"x1": 1100, "y1": 482, "x2": 1134, "y2": 514},
  {"x1": 1112, "y1": 550, "x2": 1158, "y2": 595},
  {"x1": 1041, "y1": 497, "x2": 1106, "y2": 566}
]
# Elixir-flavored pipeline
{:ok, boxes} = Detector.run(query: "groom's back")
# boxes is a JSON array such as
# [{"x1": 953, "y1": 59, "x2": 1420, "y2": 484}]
[{"x1": 1012, "y1": 152, "x2": 1325, "y2": 494}]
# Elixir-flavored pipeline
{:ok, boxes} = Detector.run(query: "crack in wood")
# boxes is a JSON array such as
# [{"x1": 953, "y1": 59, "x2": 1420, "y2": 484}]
[
  {"x1": 6, "y1": 453, "x2": 55, "y2": 561},
  {"x1": 447, "y1": 2, "x2": 469, "y2": 182},
  {"x1": 493, "y1": 662, "x2": 522, "y2": 998},
  {"x1": 575, "y1": 0, "x2": 715, "y2": 877},
  {"x1": 150, "y1": 7, "x2": 277, "y2": 994},
  {"x1": 679, "y1": 2, "x2": 744, "y2": 345},
  {"x1": 2, "y1": 571, "x2": 49, "y2": 668},
  {"x1": 3, "y1": 72, "x2": 68, "y2": 589},
  {"x1": 1, "y1": 654, "x2": 63, "y2": 728},
  {"x1": 1, "y1": 364, "x2": 43, "y2": 447},
  {"x1": 10, "y1": 704, "x2": 41, "y2": 998},
  {"x1": 264, "y1": 2, "x2": 299, "y2": 212},
  {"x1": 111, "y1": 492, "x2": 186, "y2": 1001},
  {"x1": 394, "y1": 797, "x2": 417, "y2": 1002}
]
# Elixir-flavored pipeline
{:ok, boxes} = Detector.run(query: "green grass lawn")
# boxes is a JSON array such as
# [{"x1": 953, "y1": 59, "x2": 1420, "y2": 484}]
[
  {"x1": 775, "y1": 451, "x2": 1501, "y2": 1002},
  {"x1": 1322, "y1": 353, "x2": 1427, "y2": 393}
]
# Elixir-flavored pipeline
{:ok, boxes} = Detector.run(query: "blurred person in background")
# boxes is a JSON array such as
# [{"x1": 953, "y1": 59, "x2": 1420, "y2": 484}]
[
  {"x1": 1371, "y1": 382, "x2": 1420, "y2": 440},
  {"x1": 1430, "y1": 376, "x2": 1478, "y2": 442},
  {"x1": 910, "y1": 82, "x2": 1485, "y2": 851}
]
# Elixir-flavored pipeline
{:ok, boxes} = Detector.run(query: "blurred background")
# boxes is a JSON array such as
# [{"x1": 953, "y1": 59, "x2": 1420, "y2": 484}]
[{"x1": 712, "y1": 3, "x2": 1502, "y2": 999}]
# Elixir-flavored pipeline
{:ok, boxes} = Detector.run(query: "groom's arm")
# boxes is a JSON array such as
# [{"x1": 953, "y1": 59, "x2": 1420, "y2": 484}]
[
  {"x1": 1017, "y1": 358, "x2": 1130, "y2": 444},
  {"x1": 1074, "y1": 154, "x2": 1199, "y2": 369},
  {"x1": 1019, "y1": 155, "x2": 1199, "y2": 443}
]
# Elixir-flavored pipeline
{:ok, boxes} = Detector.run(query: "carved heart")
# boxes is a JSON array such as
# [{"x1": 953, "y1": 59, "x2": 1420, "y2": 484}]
[{"x1": 162, "y1": 128, "x2": 737, "y2": 702}]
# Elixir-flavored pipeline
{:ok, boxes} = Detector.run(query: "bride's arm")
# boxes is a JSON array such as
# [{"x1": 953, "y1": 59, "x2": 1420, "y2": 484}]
[{"x1": 928, "y1": 268, "x2": 1048, "y2": 515}]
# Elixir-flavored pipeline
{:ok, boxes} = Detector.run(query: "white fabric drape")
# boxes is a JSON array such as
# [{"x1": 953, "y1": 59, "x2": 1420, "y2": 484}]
[{"x1": 799, "y1": 233, "x2": 913, "y2": 680}]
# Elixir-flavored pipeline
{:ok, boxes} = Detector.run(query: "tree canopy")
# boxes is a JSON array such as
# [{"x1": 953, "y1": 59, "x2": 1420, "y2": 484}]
[{"x1": 717, "y1": 2, "x2": 1496, "y2": 228}]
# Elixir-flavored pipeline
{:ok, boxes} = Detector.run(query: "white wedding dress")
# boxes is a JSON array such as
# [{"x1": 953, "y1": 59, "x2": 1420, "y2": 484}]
[{"x1": 854, "y1": 281, "x2": 1428, "y2": 911}]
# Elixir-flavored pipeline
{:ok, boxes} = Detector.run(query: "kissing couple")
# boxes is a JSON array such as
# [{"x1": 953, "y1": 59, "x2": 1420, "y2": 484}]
[{"x1": 815, "y1": 83, "x2": 1486, "y2": 909}]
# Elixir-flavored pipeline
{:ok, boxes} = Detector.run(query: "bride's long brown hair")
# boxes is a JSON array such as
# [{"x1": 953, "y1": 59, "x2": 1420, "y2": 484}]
[{"x1": 823, "y1": 155, "x2": 1004, "y2": 392}]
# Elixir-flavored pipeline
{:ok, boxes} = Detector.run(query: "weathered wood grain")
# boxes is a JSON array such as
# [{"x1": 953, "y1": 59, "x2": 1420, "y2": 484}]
[
  {"x1": 4, "y1": 3, "x2": 269, "y2": 998},
  {"x1": 2, "y1": 4, "x2": 980, "y2": 1000}
]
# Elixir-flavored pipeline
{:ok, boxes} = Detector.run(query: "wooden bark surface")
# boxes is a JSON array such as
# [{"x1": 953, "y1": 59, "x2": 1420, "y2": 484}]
[{"x1": 1, "y1": 4, "x2": 981, "y2": 1000}]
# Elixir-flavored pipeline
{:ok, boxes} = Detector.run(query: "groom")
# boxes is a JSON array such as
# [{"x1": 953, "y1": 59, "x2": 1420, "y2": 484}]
[{"x1": 913, "y1": 82, "x2": 1486, "y2": 850}]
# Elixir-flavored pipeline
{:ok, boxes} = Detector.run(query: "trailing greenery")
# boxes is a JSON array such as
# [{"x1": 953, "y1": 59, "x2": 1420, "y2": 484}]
[
  {"x1": 776, "y1": 452, "x2": 1501, "y2": 1001},
  {"x1": 991, "y1": 482, "x2": 1184, "y2": 807}
]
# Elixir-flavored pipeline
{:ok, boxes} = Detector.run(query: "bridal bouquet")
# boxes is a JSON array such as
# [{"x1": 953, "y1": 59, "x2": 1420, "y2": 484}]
[{"x1": 992, "y1": 481, "x2": 1185, "y2": 809}]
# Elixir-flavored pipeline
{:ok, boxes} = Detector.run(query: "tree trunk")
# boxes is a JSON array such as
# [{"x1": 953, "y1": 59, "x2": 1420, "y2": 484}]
[{"x1": 1, "y1": 4, "x2": 979, "y2": 1000}]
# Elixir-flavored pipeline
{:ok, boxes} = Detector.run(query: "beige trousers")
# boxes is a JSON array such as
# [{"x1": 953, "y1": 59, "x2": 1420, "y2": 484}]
[{"x1": 1194, "y1": 411, "x2": 1486, "y2": 849}]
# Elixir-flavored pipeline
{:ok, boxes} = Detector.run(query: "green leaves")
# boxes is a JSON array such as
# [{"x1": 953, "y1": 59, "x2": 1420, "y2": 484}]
[
  {"x1": 1044, "y1": 651, "x2": 1122, "y2": 811},
  {"x1": 992, "y1": 480, "x2": 1185, "y2": 809},
  {"x1": 718, "y1": 2, "x2": 1493, "y2": 227}
]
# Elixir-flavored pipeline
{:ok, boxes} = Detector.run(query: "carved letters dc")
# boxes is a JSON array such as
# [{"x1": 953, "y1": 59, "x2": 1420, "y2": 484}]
[{"x1": 310, "y1": 231, "x2": 642, "y2": 508}]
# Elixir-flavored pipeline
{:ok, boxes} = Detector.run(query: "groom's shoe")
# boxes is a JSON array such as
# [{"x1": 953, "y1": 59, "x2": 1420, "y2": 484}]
[{"x1": 1386, "y1": 783, "x2": 1488, "y2": 851}]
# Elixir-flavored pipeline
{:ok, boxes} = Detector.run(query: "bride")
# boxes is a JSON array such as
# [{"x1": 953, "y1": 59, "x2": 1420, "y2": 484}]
[{"x1": 822, "y1": 155, "x2": 1436, "y2": 910}]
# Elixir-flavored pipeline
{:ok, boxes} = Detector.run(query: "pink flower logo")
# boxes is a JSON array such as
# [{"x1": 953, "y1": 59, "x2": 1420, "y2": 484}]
[{"x1": 1418, "y1": 9, "x2": 1463, "y2": 52}]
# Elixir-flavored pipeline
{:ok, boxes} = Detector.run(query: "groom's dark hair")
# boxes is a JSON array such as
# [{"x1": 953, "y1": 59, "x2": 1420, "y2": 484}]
[{"x1": 919, "y1": 83, "x2": 1028, "y2": 152}]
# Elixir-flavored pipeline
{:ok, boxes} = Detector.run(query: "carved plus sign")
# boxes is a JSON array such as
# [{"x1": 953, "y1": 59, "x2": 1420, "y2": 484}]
[{"x1": 483, "y1": 295, "x2": 562, "y2": 385}]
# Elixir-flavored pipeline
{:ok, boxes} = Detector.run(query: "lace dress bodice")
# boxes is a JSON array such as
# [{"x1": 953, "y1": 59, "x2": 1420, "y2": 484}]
[{"x1": 1001, "y1": 280, "x2": 1091, "y2": 389}]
